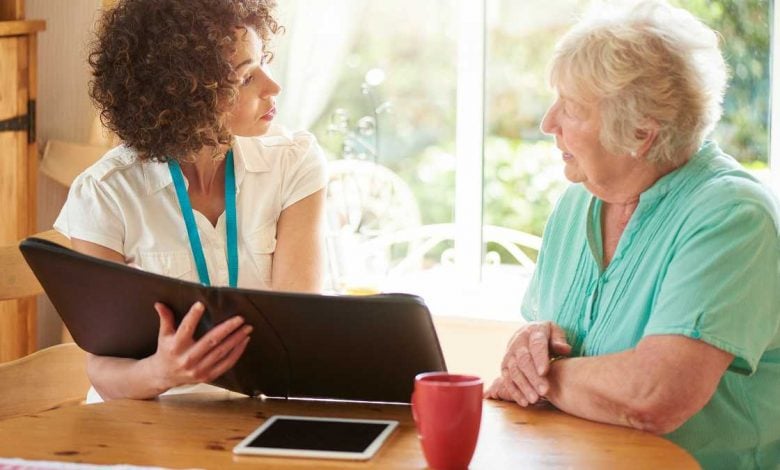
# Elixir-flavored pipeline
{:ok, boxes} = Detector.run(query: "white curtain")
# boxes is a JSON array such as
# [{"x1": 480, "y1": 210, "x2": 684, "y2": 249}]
[{"x1": 271, "y1": 0, "x2": 364, "y2": 132}]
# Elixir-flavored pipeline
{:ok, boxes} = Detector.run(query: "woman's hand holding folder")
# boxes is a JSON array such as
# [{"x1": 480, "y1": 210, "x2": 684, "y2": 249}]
[
  {"x1": 86, "y1": 301, "x2": 252, "y2": 401},
  {"x1": 149, "y1": 301, "x2": 253, "y2": 391}
]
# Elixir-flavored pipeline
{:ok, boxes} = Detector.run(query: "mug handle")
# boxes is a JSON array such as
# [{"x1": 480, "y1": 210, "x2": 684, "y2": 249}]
[{"x1": 411, "y1": 391, "x2": 419, "y2": 425}]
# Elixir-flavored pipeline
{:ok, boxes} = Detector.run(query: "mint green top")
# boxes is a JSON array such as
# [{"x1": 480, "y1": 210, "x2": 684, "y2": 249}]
[{"x1": 522, "y1": 142, "x2": 780, "y2": 469}]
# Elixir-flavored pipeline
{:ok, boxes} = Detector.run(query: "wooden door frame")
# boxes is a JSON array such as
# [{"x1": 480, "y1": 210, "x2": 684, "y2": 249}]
[
  {"x1": 0, "y1": 0, "x2": 23, "y2": 21},
  {"x1": 0, "y1": 16, "x2": 45, "y2": 361}
]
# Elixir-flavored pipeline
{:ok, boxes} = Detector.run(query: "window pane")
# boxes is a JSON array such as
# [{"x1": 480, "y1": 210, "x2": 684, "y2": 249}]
[
  {"x1": 277, "y1": 1, "x2": 460, "y2": 302},
  {"x1": 313, "y1": 0, "x2": 458, "y2": 226},
  {"x1": 483, "y1": 0, "x2": 576, "y2": 319}
]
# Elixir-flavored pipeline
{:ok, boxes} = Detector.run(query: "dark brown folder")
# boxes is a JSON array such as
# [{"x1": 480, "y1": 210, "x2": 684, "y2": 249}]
[{"x1": 20, "y1": 237, "x2": 447, "y2": 403}]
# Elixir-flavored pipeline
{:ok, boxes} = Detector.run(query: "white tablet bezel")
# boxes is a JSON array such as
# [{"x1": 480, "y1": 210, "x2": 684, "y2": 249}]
[{"x1": 232, "y1": 415, "x2": 399, "y2": 460}]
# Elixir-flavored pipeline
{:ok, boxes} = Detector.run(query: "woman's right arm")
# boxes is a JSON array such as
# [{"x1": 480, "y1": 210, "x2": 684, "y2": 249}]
[{"x1": 70, "y1": 238, "x2": 253, "y2": 400}]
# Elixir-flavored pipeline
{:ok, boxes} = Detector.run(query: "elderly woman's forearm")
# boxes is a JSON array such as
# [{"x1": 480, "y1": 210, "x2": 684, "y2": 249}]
[
  {"x1": 544, "y1": 336, "x2": 731, "y2": 434},
  {"x1": 544, "y1": 353, "x2": 687, "y2": 433}
]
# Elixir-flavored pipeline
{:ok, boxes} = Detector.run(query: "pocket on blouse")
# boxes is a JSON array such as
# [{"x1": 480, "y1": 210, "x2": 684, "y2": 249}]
[
  {"x1": 247, "y1": 223, "x2": 277, "y2": 283},
  {"x1": 138, "y1": 250, "x2": 193, "y2": 279}
]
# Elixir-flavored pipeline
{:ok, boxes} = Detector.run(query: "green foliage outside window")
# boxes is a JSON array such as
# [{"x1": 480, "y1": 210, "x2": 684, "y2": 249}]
[{"x1": 673, "y1": 0, "x2": 770, "y2": 166}]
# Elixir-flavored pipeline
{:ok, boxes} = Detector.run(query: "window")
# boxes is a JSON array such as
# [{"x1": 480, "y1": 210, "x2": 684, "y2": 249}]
[{"x1": 271, "y1": 0, "x2": 775, "y2": 320}]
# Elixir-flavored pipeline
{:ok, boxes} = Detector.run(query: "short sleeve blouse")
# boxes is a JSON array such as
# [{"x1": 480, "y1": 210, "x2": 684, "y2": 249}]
[{"x1": 54, "y1": 130, "x2": 328, "y2": 289}]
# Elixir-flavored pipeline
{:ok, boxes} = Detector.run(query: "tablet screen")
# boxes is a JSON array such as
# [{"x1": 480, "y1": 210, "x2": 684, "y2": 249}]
[{"x1": 233, "y1": 415, "x2": 399, "y2": 460}]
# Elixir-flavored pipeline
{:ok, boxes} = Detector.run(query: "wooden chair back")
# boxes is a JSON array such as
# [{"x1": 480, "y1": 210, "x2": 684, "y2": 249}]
[
  {"x1": 0, "y1": 229, "x2": 70, "y2": 300},
  {"x1": 0, "y1": 343, "x2": 90, "y2": 419},
  {"x1": 0, "y1": 230, "x2": 89, "y2": 419}
]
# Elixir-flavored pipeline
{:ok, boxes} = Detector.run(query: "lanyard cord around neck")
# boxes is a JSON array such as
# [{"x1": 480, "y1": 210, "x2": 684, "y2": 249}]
[{"x1": 168, "y1": 149, "x2": 238, "y2": 288}]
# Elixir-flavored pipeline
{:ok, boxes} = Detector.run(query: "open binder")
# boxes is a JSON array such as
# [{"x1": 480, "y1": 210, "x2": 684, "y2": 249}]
[{"x1": 20, "y1": 238, "x2": 447, "y2": 403}]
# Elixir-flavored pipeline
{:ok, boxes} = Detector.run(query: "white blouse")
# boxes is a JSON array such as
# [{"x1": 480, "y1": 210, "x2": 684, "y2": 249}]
[{"x1": 55, "y1": 129, "x2": 327, "y2": 288}]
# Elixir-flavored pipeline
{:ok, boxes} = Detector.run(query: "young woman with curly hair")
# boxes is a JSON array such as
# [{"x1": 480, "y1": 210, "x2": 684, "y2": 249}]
[{"x1": 54, "y1": 0, "x2": 327, "y2": 402}]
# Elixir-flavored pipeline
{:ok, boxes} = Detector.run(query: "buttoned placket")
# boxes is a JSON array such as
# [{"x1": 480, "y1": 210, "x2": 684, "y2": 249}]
[
  {"x1": 581, "y1": 195, "x2": 652, "y2": 353},
  {"x1": 581, "y1": 196, "x2": 634, "y2": 349}
]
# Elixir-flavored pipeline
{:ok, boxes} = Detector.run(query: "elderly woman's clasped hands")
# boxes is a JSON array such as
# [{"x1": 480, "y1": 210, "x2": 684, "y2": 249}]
[{"x1": 486, "y1": 321, "x2": 571, "y2": 407}]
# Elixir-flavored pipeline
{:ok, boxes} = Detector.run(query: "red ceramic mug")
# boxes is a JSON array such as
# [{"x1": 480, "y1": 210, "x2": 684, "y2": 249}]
[{"x1": 412, "y1": 372, "x2": 483, "y2": 470}]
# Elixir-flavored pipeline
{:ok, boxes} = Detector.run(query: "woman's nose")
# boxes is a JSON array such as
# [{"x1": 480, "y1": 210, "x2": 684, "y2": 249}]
[
  {"x1": 259, "y1": 70, "x2": 281, "y2": 98},
  {"x1": 540, "y1": 102, "x2": 559, "y2": 135}
]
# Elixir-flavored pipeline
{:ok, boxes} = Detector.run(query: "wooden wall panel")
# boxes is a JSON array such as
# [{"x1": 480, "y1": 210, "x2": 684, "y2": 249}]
[
  {"x1": 0, "y1": 37, "x2": 20, "y2": 361},
  {"x1": 26, "y1": 1, "x2": 97, "y2": 145},
  {"x1": 0, "y1": 36, "x2": 23, "y2": 242},
  {"x1": 27, "y1": 33, "x2": 38, "y2": 236},
  {"x1": 0, "y1": 0, "x2": 23, "y2": 21},
  {"x1": 0, "y1": 35, "x2": 36, "y2": 361},
  {"x1": 15, "y1": 34, "x2": 30, "y2": 237}
]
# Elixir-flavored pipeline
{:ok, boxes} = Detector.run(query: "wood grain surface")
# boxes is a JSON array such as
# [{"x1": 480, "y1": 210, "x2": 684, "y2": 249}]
[{"x1": 0, "y1": 393, "x2": 699, "y2": 469}]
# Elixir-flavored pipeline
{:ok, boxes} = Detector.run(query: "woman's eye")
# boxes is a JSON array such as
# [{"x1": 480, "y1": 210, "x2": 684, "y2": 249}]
[
  {"x1": 562, "y1": 101, "x2": 578, "y2": 118},
  {"x1": 242, "y1": 75, "x2": 254, "y2": 86}
]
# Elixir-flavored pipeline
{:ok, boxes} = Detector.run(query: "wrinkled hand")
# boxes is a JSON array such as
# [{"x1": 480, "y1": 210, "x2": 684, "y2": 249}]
[
  {"x1": 484, "y1": 321, "x2": 571, "y2": 407},
  {"x1": 485, "y1": 376, "x2": 544, "y2": 405},
  {"x1": 145, "y1": 301, "x2": 252, "y2": 393}
]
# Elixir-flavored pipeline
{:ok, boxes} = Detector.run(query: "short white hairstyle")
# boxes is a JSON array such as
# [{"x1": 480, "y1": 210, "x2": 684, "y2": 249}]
[{"x1": 549, "y1": 0, "x2": 728, "y2": 166}]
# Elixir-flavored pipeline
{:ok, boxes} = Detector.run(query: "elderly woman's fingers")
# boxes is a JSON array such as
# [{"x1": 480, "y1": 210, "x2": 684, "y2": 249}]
[
  {"x1": 501, "y1": 329, "x2": 524, "y2": 371},
  {"x1": 502, "y1": 373, "x2": 530, "y2": 407},
  {"x1": 550, "y1": 323, "x2": 573, "y2": 355},
  {"x1": 489, "y1": 377, "x2": 528, "y2": 405},
  {"x1": 503, "y1": 325, "x2": 536, "y2": 370},
  {"x1": 501, "y1": 322, "x2": 568, "y2": 395},
  {"x1": 504, "y1": 355, "x2": 542, "y2": 405},
  {"x1": 500, "y1": 366, "x2": 525, "y2": 405},
  {"x1": 528, "y1": 327, "x2": 552, "y2": 375},
  {"x1": 512, "y1": 342, "x2": 549, "y2": 398},
  {"x1": 493, "y1": 380, "x2": 513, "y2": 402},
  {"x1": 484, "y1": 377, "x2": 504, "y2": 399}
]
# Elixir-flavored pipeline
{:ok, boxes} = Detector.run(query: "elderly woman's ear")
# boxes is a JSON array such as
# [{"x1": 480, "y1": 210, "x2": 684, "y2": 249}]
[{"x1": 632, "y1": 120, "x2": 659, "y2": 158}]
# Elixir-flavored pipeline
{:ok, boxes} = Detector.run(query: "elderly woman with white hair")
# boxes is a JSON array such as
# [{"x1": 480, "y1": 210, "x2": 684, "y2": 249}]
[{"x1": 485, "y1": 1, "x2": 780, "y2": 467}]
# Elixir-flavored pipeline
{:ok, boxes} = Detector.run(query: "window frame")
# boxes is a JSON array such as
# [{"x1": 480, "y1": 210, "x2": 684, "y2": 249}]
[
  {"x1": 454, "y1": 0, "x2": 487, "y2": 286},
  {"x1": 771, "y1": 0, "x2": 780, "y2": 189}
]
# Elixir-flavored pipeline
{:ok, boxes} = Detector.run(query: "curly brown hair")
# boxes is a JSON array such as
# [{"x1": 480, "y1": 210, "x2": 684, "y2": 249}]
[{"x1": 89, "y1": 0, "x2": 280, "y2": 162}]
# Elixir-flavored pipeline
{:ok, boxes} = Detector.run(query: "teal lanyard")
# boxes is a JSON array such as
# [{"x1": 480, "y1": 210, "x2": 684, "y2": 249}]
[{"x1": 168, "y1": 149, "x2": 238, "y2": 287}]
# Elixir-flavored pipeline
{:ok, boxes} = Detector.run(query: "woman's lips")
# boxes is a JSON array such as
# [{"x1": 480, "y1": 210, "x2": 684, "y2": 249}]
[
  {"x1": 562, "y1": 152, "x2": 574, "y2": 161},
  {"x1": 260, "y1": 106, "x2": 276, "y2": 121}
]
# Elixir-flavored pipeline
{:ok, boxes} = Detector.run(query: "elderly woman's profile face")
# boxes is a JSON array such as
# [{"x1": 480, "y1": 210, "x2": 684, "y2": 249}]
[
  {"x1": 540, "y1": 90, "x2": 637, "y2": 191},
  {"x1": 225, "y1": 27, "x2": 281, "y2": 138}
]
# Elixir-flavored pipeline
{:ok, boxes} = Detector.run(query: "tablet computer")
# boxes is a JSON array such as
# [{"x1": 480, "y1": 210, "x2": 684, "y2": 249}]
[{"x1": 233, "y1": 415, "x2": 399, "y2": 460}]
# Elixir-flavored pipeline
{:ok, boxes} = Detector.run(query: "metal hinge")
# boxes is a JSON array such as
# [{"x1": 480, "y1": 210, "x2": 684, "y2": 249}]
[{"x1": 0, "y1": 100, "x2": 36, "y2": 143}]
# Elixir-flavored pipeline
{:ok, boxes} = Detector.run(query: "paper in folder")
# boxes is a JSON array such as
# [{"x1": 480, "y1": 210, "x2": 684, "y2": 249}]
[{"x1": 20, "y1": 237, "x2": 447, "y2": 403}]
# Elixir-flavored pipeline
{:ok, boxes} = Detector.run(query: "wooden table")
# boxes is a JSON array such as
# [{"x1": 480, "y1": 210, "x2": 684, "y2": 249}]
[{"x1": 0, "y1": 393, "x2": 698, "y2": 469}]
